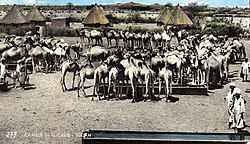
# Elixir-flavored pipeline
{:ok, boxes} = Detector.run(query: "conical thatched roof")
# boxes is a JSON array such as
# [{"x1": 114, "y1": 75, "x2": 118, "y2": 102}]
[
  {"x1": 156, "y1": 7, "x2": 173, "y2": 25},
  {"x1": 83, "y1": 5, "x2": 109, "y2": 26},
  {"x1": 99, "y1": 5, "x2": 108, "y2": 15},
  {"x1": 0, "y1": 4, "x2": 29, "y2": 24},
  {"x1": 166, "y1": 5, "x2": 193, "y2": 25},
  {"x1": 26, "y1": 5, "x2": 46, "y2": 22}
]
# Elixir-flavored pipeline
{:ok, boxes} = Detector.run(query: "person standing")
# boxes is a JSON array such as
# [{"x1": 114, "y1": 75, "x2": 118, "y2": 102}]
[
  {"x1": 225, "y1": 82, "x2": 236, "y2": 128},
  {"x1": 241, "y1": 57, "x2": 250, "y2": 82},
  {"x1": 73, "y1": 41, "x2": 81, "y2": 60},
  {"x1": 231, "y1": 88, "x2": 246, "y2": 133},
  {"x1": 16, "y1": 58, "x2": 27, "y2": 90}
]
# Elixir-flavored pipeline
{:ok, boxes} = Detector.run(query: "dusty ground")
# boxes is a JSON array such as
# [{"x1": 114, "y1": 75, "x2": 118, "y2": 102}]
[{"x1": 0, "y1": 38, "x2": 250, "y2": 144}]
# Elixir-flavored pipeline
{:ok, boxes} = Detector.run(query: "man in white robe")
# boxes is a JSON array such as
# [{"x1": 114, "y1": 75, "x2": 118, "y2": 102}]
[
  {"x1": 225, "y1": 82, "x2": 236, "y2": 128},
  {"x1": 232, "y1": 88, "x2": 246, "y2": 133}
]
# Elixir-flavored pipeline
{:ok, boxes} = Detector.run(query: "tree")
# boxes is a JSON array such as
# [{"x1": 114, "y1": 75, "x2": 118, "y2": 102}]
[
  {"x1": 66, "y1": 2, "x2": 74, "y2": 15},
  {"x1": 165, "y1": 2, "x2": 173, "y2": 7},
  {"x1": 185, "y1": 2, "x2": 208, "y2": 23}
]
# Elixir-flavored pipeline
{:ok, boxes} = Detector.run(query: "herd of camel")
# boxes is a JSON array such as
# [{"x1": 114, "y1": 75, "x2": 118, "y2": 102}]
[
  {"x1": 63, "y1": 28, "x2": 245, "y2": 102},
  {"x1": 0, "y1": 28, "x2": 246, "y2": 102}
]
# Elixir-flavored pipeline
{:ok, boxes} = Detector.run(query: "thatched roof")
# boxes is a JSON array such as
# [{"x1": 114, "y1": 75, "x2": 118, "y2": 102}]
[
  {"x1": 99, "y1": 5, "x2": 108, "y2": 15},
  {"x1": 166, "y1": 5, "x2": 193, "y2": 25},
  {"x1": 26, "y1": 5, "x2": 46, "y2": 22},
  {"x1": 83, "y1": 5, "x2": 109, "y2": 26},
  {"x1": 156, "y1": 7, "x2": 173, "y2": 25},
  {"x1": 0, "y1": 4, "x2": 29, "y2": 24}
]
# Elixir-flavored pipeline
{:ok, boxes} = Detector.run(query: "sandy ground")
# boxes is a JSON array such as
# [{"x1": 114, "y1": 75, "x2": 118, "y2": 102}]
[{"x1": 0, "y1": 38, "x2": 250, "y2": 144}]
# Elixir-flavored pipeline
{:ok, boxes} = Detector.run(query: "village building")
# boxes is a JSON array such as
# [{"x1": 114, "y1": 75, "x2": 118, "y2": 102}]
[
  {"x1": 82, "y1": 4, "x2": 109, "y2": 27},
  {"x1": 51, "y1": 17, "x2": 70, "y2": 28},
  {"x1": 26, "y1": 5, "x2": 46, "y2": 26},
  {"x1": 0, "y1": 4, "x2": 29, "y2": 26}
]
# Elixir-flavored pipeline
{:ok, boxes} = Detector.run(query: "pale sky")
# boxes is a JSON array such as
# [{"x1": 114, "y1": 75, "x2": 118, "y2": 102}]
[{"x1": 0, "y1": 0, "x2": 248, "y2": 7}]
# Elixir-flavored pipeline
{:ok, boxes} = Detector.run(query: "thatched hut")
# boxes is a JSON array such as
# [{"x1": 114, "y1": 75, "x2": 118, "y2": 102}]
[
  {"x1": 0, "y1": 4, "x2": 30, "y2": 26},
  {"x1": 156, "y1": 7, "x2": 173, "y2": 26},
  {"x1": 166, "y1": 5, "x2": 193, "y2": 26},
  {"x1": 82, "y1": 4, "x2": 109, "y2": 27},
  {"x1": 26, "y1": 5, "x2": 46, "y2": 26}
]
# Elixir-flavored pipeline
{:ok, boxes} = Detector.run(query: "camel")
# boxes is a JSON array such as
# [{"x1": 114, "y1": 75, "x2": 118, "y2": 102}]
[
  {"x1": 92, "y1": 61, "x2": 109, "y2": 101},
  {"x1": 149, "y1": 55, "x2": 165, "y2": 75},
  {"x1": 161, "y1": 30, "x2": 172, "y2": 47},
  {"x1": 118, "y1": 31, "x2": 126, "y2": 45},
  {"x1": 232, "y1": 38, "x2": 246, "y2": 59},
  {"x1": 28, "y1": 46, "x2": 49, "y2": 73},
  {"x1": 141, "y1": 31, "x2": 151, "y2": 49},
  {"x1": 134, "y1": 32, "x2": 142, "y2": 48},
  {"x1": 124, "y1": 31, "x2": 135, "y2": 48},
  {"x1": 177, "y1": 30, "x2": 188, "y2": 42},
  {"x1": 158, "y1": 66, "x2": 172, "y2": 102},
  {"x1": 123, "y1": 53, "x2": 155, "y2": 102},
  {"x1": 60, "y1": 60, "x2": 80, "y2": 92},
  {"x1": 54, "y1": 45, "x2": 67, "y2": 69},
  {"x1": 152, "y1": 32, "x2": 162, "y2": 48},
  {"x1": 0, "y1": 42, "x2": 10, "y2": 55},
  {"x1": 42, "y1": 46, "x2": 55, "y2": 71},
  {"x1": 197, "y1": 50, "x2": 224, "y2": 86},
  {"x1": 107, "y1": 67, "x2": 120, "y2": 100},
  {"x1": 184, "y1": 51, "x2": 199, "y2": 85},
  {"x1": 81, "y1": 46, "x2": 109, "y2": 62},
  {"x1": 164, "y1": 50, "x2": 185, "y2": 84},
  {"x1": 137, "y1": 60, "x2": 155, "y2": 101},
  {"x1": 76, "y1": 28, "x2": 91, "y2": 46},
  {"x1": 120, "y1": 58, "x2": 140, "y2": 103},
  {"x1": 103, "y1": 29, "x2": 119, "y2": 48},
  {"x1": 77, "y1": 59, "x2": 95, "y2": 97},
  {"x1": 90, "y1": 30, "x2": 103, "y2": 46},
  {"x1": 1, "y1": 46, "x2": 27, "y2": 62}
]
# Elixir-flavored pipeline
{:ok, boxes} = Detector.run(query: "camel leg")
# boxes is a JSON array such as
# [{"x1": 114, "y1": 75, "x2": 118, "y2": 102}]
[
  {"x1": 81, "y1": 78, "x2": 86, "y2": 96},
  {"x1": 120, "y1": 80, "x2": 123, "y2": 99},
  {"x1": 130, "y1": 77, "x2": 136, "y2": 103},
  {"x1": 151, "y1": 75, "x2": 155, "y2": 100},
  {"x1": 145, "y1": 78, "x2": 150, "y2": 101},
  {"x1": 113, "y1": 80, "x2": 118, "y2": 100},
  {"x1": 72, "y1": 72, "x2": 76, "y2": 89},
  {"x1": 170, "y1": 76, "x2": 172, "y2": 97},
  {"x1": 180, "y1": 67, "x2": 183, "y2": 85},
  {"x1": 158, "y1": 78, "x2": 162, "y2": 98},
  {"x1": 206, "y1": 68, "x2": 210, "y2": 87},
  {"x1": 77, "y1": 77, "x2": 82, "y2": 97},
  {"x1": 165, "y1": 77, "x2": 169, "y2": 102},
  {"x1": 116, "y1": 39, "x2": 118, "y2": 48},
  {"x1": 32, "y1": 57, "x2": 36, "y2": 73},
  {"x1": 96, "y1": 76, "x2": 101, "y2": 100},
  {"x1": 141, "y1": 80, "x2": 145, "y2": 100},
  {"x1": 126, "y1": 78, "x2": 129, "y2": 98},
  {"x1": 103, "y1": 77, "x2": 106, "y2": 99},
  {"x1": 117, "y1": 80, "x2": 120, "y2": 99},
  {"x1": 92, "y1": 73, "x2": 98, "y2": 101},
  {"x1": 60, "y1": 77, "x2": 65, "y2": 92},
  {"x1": 218, "y1": 63, "x2": 223, "y2": 86},
  {"x1": 119, "y1": 80, "x2": 123, "y2": 99},
  {"x1": 107, "y1": 75, "x2": 112, "y2": 100}
]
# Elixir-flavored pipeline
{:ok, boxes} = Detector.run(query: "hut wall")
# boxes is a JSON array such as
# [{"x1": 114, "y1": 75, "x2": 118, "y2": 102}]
[{"x1": 51, "y1": 18, "x2": 69, "y2": 28}]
